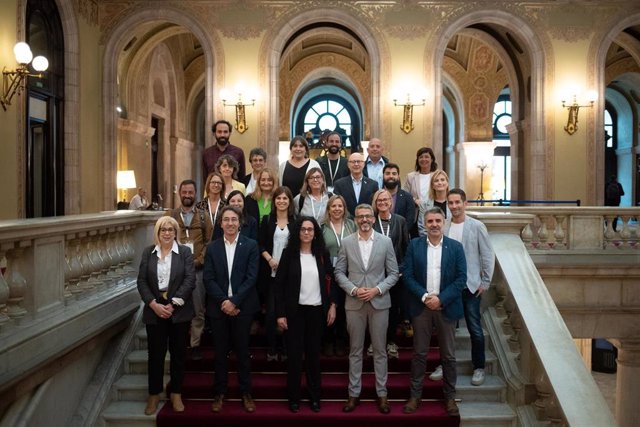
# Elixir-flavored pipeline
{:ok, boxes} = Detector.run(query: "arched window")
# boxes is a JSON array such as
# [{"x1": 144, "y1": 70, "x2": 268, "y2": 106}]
[
  {"x1": 294, "y1": 94, "x2": 361, "y2": 151},
  {"x1": 492, "y1": 91, "x2": 511, "y2": 201},
  {"x1": 604, "y1": 108, "x2": 615, "y2": 149}
]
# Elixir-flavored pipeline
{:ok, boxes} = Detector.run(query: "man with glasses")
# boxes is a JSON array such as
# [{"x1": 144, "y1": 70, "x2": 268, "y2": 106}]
[
  {"x1": 335, "y1": 204, "x2": 399, "y2": 414},
  {"x1": 333, "y1": 152, "x2": 379, "y2": 217}
]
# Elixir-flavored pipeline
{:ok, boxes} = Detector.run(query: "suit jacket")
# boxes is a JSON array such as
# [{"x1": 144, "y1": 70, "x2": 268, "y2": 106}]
[
  {"x1": 165, "y1": 208, "x2": 212, "y2": 268},
  {"x1": 274, "y1": 248, "x2": 337, "y2": 319},
  {"x1": 316, "y1": 155, "x2": 349, "y2": 189},
  {"x1": 392, "y1": 189, "x2": 416, "y2": 227},
  {"x1": 137, "y1": 244, "x2": 196, "y2": 324},
  {"x1": 372, "y1": 213, "x2": 410, "y2": 267},
  {"x1": 332, "y1": 175, "x2": 379, "y2": 217},
  {"x1": 444, "y1": 215, "x2": 495, "y2": 293},
  {"x1": 402, "y1": 235, "x2": 467, "y2": 321},
  {"x1": 203, "y1": 234, "x2": 260, "y2": 318},
  {"x1": 334, "y1": 231, "x2": 399, "y2": 311}
]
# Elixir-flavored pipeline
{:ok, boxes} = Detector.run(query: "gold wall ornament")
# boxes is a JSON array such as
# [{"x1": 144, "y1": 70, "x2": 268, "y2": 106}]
[
  {"x1": 393, "y1": 94, "x2": 425, "y2": 134},
  {"x1": 221, "y1": 87, "x2": 256, "y2": 134},
  {"x1": 561, "y1": 93, "x2": 596, "y2": 135}
]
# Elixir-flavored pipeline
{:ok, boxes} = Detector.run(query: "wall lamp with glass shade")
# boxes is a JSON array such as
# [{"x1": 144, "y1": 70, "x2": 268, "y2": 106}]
[
  {"x1": 393, "y1": 92, "x2": 426, "y2": 134},
  {"x1": 220, "y1": 85, "x2": 256, "y2": 134},
  {"x1": 1, "y1": 42, "x2": 49, "y2": 111},
  {"x1": 561, "y1": 90, "x2": 597, "y2": 135}
]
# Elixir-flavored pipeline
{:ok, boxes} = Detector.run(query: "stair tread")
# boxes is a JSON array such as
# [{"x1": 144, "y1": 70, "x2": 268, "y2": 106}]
[{"x1": 458, "y1": 401, "x2": 516, "y2": 419}]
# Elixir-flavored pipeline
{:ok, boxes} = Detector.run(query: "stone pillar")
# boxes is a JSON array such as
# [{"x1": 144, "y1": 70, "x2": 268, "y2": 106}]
[{"x1": 611, "y1": 339, "x2": 640, "y2": 427}]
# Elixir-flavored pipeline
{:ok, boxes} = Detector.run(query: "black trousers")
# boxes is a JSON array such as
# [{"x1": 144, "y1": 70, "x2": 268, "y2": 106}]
[
  {"x1": 146, "y1": 319, "x2": 190, "y2": 395},
  {"x1": 286, "y1": 304, "x2": 324, "y2": 402},
  {"x1": 211, "y1": 313, "x2": 253, "y2": 395}
]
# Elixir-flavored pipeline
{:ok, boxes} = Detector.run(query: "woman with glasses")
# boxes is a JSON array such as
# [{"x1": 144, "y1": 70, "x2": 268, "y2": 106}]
[
  {"x1": 293, "y1": 167, "x2": 331, "y2": 225},
  {"x1": 216, "y1": 154, "x2": 246, "y2": 199},
  {"x1": 246, "y1": 168, "x2": 278, "y2": 225},
  {"x1": 370, "y1": 189, "x2": 410, "y2": 359},
  {"x1": 137, "y1": 216, "x2": 195, "y2": 415},
  {"x1": 196, "y1": 172, "x2": 226, "y2": 242},
  {"x1": 320, "y1": 194, "x2": 357, "y2": 357},
  {"x1": 278, "y1": 135, "x2": 320, "y2": 198},
  {"x1": 259, "y1": 186, "x2": 297, "y2": 361},
  {"x1": 275, "y1": 217, "x2": 336, "y2": 413}
]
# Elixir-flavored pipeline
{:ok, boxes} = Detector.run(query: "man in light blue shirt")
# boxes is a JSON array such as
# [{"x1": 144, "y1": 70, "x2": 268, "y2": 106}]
[{"x1": 363, "y1": 138, "x2": 388, "y2": 188}]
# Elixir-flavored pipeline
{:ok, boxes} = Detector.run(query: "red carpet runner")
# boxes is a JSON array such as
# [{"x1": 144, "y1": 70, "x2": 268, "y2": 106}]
[{"x1": 157, "y1": 332, "x2": 460, "y2": 427}]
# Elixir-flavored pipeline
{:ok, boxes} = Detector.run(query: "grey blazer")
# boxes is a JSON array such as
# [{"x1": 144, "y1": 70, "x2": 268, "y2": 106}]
[
  {"x1": 444, "y1": 215, "x2": 495, "y2": 293},
  {"x1": 334, "y1": 231, "x2": 399, "y2": 310}
]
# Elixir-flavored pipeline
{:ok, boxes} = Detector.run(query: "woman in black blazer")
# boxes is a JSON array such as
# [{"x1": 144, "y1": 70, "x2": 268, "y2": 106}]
[
  {"x1": 137, "y1": 216, "x2": 196, "y2": 415},
  {"x1": 275, "y1": 216, "x2": 336, "y2": 413}
]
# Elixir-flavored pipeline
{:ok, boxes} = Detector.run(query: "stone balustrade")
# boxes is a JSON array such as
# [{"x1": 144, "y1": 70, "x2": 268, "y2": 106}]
[{"x1": 470, "y1": 206, "x2": 639, "y2": 251}]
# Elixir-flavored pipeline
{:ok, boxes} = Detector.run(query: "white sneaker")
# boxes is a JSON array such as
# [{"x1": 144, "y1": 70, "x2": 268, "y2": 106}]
[
  {"x1": 387, "y1": 342, "x2": 399, "y2": 359},
  {"x1": 429, "y1": 365, "x2": 443, "y2": 381},
  {"x1": 471, "y1": 368, "x2": 485, "y2": 386},
  {"x1": 367, "y1": 343, "x2": 373, "y2": 357}
]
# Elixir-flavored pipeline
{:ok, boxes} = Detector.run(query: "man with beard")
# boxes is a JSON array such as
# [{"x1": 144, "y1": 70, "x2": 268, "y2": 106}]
[
  {"x1": 382, "y1": 163, "x2": 415, "y2": 226},
  {"x1": 316, "y1": 131, "x2": 349, "y2": 192},
  {"x1": 166, "y1": 179, "x2": 212, "y2": 360},
  {"x1": 335, "y1": 204, "x2": 399, "y2": 414},
  {"x1": 203, "y1": 120, "x2": 246, "y2": 179}
]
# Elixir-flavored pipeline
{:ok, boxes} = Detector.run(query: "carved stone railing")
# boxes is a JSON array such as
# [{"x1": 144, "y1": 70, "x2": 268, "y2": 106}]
[
  {"x1": 478, "y1": 213, "x2": 617, "y2": 426},
  {"x1": 0, "y1": 211, "x2": 162, "y2": 394},
  {"x1": 470, "y1": 206, "x2": 639, "y2": 251}
]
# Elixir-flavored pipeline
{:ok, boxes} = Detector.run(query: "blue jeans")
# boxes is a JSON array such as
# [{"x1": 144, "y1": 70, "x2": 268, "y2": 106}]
[{"x1": 463, "y1": 288, "x2": 485, "y2": 370}]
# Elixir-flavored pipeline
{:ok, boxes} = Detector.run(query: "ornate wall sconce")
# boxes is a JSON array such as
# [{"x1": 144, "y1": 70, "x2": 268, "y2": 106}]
[
  {"x1": 1, "y1": 42, "x2": 48, "y2": 111},
  {"x1": 393, "y1": 93, "x2": 425, "y2": 134},
  {"x1": 221, "y1": 88, "x2": 256, "y2": 134},
  {"x1": 561, "y1": 92, "x2": 596, "y2": 135}
]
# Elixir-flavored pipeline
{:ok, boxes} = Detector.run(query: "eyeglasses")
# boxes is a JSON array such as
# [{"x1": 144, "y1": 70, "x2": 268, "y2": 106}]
[
  {"x1": 159, "y1": 227, "x2": 175, "y2": 233},
  {"x1": 376, "y1": 198, "x2": 391, "y2": 202},
  {"x1": 348, "y1": 160, "x2": 363, "y2": 164},
  {"x1": 300, "y1": 227, "x2": 315, "y2": 234},
  {"x1": 210, "y1": 181, "x2": 223, "y2": 186},
  {"x1": 355, "y1": 214, "x2": 374, "y2": 220},
  {"x1": 308, "y1": 176, "x2": 323, "y2": 181}
]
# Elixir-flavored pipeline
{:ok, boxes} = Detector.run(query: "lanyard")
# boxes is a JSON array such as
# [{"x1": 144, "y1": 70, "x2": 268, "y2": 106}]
[
  {"x1": 327, "y1": 157, "x2": 341, "y2": 186},
  {"x1": 378, "y1": 215, "x2": 390, "y2": 237},
  {"x1": 330, "y1": 220, "x2": 346, "y2": 247},
  {"x1": 309, "y1": 193, "x2": 324, "y2": 220}
]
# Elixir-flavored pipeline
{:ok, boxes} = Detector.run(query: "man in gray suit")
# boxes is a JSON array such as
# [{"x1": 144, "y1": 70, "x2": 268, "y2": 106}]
[
  {"x1": 445, "y1": 188, "x2": 495, "y2": 386},
  {"x1": 335, "y1": 203, "x2": 399, "y2": 414}
]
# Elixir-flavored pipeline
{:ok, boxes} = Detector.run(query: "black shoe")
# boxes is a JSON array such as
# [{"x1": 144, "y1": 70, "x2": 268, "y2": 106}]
[
  {"x1": 310, "y1": 400, "x2": 321, "y2": 412},
  {"x1": 288, "y1": 401, "x2": 299, "y2": 413}
]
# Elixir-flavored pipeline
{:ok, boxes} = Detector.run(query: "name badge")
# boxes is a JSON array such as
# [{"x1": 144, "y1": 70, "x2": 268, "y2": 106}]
[
  {"x1": 327, "y1": 186, "x2": 334, "y2": 193},
  {"x1": 332, "y1": 256, "x2": 338, "y2": 267}
]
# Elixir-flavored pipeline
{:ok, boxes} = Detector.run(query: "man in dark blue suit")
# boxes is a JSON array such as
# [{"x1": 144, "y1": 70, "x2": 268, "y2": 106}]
[
  {"x1": 204, "y1": 206, "x2": 260, "y2": 413},
  {"x1": 402, "y1": 207, "x2": 467, "y2": 417},
  {"x1": 333, "y1": 152, "x2": 379, "y2": 217}
]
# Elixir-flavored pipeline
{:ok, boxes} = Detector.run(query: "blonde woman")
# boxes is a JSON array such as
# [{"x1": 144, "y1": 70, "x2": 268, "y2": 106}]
[{"x1": 137, "y1": 216, "x2": 195, "y2": 415}]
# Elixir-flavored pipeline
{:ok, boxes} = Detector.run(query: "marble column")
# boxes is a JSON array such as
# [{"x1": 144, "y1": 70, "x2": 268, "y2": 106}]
[{"x1": 611, "y1": 339, "x2": 640, "y2": 427}]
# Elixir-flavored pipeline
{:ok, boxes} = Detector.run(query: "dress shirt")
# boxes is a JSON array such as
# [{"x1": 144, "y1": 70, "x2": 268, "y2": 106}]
[
  {"x1": 245, "y1": 174, "x2": 257, "y2": 195},
  {"x1": 152, "y1": 241, "x2": 185, "y2": 306},
  {"x1": 365, "y1": 158, "x2": 385, "y2": 188},
  {"x1": 351, "y1": 176, "x2": 363, "y2": 202},
  {"x1": 299, "y1": 253, "x2": 322, "y2": 306},
  {"x1": 224, "y1": 234, "x2": 239, "y2": 297},
  {"x1": 357, "y1": 232, "x2": 374, "y2": 269},
  {"x1": 448, "y1": 221, "x2": 464, "y2": 243},
  {"x1": 423, "y1": 236, "x2": 443, "y2": 302}
]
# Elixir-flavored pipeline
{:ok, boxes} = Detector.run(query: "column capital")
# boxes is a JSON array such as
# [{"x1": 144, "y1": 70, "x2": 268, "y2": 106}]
[{"x1": 611, "y1": 339, "x2": 640, "y2": 367}]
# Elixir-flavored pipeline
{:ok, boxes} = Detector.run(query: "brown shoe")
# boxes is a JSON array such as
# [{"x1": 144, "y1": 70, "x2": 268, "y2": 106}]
[
  {"x1": 377, "y1": 396, "x2": 390, "y2": 414},
  {"x1": 342, "y1": 396, "x2": 360, "y2": 413},
  {"x1": 445, "y1": 399, "x2": 459, "y2": 416},
  {"x1": 242, "y1": 394, "x2": 256, "y2": 413},
  {"x1": 403, "y1": 397, "x2": 420, "y2": 414},
  {"x1": 144, "y1": 394, "x2": 160, "y2": 415},
  {"x1": 170, "y1": 393, "x2": 185, "y2": 412},
  {"x1": 211, "y1": 395, "x2": 224, "y2": 413}
]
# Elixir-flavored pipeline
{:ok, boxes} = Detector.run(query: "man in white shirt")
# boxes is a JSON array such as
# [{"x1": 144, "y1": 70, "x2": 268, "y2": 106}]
[
  {"x1": 363, "y1": 138, "x2": 388, "y2": 188},
  {"x1": 129, "y1": 187, "x2": 148, "y2": 210},
  {"x1": 402, "y1": 207, "x2": 467, "y2": 416},
  {"x1": 445, "y1": 188, "x2": 495, "y2": 386},
  {"x1": 335, "y1": 204, "x2": 399, "y2": 414}
]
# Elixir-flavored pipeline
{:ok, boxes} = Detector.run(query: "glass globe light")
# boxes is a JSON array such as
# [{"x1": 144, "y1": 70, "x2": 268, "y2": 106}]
[
  {"x1": 13, "y1": 42, "x2": 33, "y2": 65},
  {"x1": 32, "y1": 56, "x2": 49, "y2": 72}
]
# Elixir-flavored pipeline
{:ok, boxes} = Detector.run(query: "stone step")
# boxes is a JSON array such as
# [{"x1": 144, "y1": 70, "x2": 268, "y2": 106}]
[
  {"x1": 113, "y1": 374, "x2": 168, "y2": 402},
  {"x1": 458, "y1": 402, "x2": 517, "y2": 427},
  {"x1": 101, "y1": 400, "x2": 160, "y2": 427}
]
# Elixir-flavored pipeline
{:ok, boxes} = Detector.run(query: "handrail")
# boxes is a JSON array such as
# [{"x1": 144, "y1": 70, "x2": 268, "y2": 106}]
[
  {"x1": 468, "y1": 199, "x2": 581, "y2": 206},
  {"x1": 489, "y1": 231, "x2": 616, "y2": 426}
]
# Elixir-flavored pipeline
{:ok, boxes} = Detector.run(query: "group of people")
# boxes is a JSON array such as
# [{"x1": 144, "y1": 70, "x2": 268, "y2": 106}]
[{"x1": 136, "y1": 119, "x2": 495, "y2": 418}]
